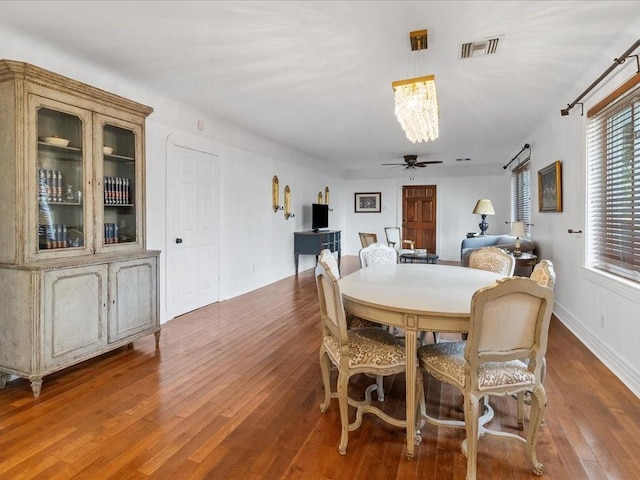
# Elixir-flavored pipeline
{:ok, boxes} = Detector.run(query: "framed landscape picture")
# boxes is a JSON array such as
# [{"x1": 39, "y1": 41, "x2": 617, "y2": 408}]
[
  {"x1": 538, "y1": 160, "x2": 562, "y2": 212},
  {"x1": 354, "y1": 192, "x2": 381, "y2": 213}
]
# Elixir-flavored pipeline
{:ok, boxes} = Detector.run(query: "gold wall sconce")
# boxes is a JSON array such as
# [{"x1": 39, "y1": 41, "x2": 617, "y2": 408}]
[
  {"x1": 317, "y1": 191, "x2": 323, "y2": 203},
  {"x1": 325, "y1": 186, "x2": 333, "y2": 211},
  {"x1": 272, "y1": 175, "x2": 283, "y2": 212},
  {"x1": 284, "y1": 185, "x2": 295, "y2": 219}
]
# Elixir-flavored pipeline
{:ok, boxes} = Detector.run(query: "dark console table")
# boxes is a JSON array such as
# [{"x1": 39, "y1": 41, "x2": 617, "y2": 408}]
[{"x1": 294, "y1": 230, "x2": 341, "y2": 274}]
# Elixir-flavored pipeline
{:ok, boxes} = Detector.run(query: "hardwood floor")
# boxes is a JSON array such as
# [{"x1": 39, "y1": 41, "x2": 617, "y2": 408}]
[{"x1": 1, "y1": 256, "x2": 639, "y2": 479}]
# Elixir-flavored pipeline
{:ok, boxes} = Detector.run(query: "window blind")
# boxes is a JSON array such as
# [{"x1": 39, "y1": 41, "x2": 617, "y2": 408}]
[
  {"x1": 511, "y1": 159, "x2": 531, "y2": 237},
  {"x1": 587, "y1": 83, "x2": 640, "y2": 283}
]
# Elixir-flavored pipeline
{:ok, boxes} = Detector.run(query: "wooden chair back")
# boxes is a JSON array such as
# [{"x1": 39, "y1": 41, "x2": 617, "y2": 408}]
[{"x1": 359, "y1": 232, "x2": 377, "y2": 248}]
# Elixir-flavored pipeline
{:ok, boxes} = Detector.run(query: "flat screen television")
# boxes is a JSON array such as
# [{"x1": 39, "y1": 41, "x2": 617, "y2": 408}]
[{"x1": 312, "y1": 203, "x2": 329, "y2": 232}]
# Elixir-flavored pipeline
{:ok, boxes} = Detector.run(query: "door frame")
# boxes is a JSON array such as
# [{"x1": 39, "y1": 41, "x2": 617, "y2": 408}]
[
  {"x1": 396, "y1": 183, "x2": 438, "y2": 253},
  {"x1": 165, "y1": 133, "x2": 221, "y2": 320}
]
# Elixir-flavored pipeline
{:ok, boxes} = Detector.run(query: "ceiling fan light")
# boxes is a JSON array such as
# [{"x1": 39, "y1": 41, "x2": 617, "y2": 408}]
[{"x1": 392, "y1": 75, "x2": 439, "y2": 143}]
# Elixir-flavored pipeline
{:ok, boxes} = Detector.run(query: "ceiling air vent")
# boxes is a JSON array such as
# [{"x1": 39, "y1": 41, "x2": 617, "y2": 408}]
[{"x1": 460, "y1": 36, "x2": 503, "y2": 59}]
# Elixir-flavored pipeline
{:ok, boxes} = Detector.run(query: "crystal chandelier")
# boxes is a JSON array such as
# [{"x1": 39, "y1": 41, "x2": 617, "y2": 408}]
[{"x1": 392, "y1": 30, "x2": 439, "y2": 144}]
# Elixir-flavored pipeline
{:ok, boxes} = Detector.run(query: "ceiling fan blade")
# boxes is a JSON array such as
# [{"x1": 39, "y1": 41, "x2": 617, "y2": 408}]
[
  {"x1": 415, "y1": 161, "x2": 444, "y2": 166},
  {"x1": 381, "y1": 163, "x2": 406, "y2": 166}
]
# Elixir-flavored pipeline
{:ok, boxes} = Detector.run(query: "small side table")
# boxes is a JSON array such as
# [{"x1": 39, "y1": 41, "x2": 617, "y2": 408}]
[
  {"x1": 513, "y1": 252, "x2": 537, "y2": 276},
  {"x1": 399, "y1": 252, "x2": 439, "y2": 264}
]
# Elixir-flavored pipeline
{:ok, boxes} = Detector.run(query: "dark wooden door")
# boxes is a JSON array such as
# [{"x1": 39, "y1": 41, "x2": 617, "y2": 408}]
[{"x1": 402, "y1": 185, "x2": 437, "y2": 253}]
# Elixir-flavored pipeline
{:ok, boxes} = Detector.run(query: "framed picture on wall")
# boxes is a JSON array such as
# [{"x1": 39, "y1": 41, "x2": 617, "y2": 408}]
[
  {"x1": 538, "y1": 160, "x2": 562, "y2": 212},
  {"x1": 354, "y1": 192, "x2": 381, "y2": 213}
]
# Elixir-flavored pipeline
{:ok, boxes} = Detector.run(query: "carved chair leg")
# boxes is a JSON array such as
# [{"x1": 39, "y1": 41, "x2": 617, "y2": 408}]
[
  {"x1": 517, "y1": 392, "x2": 525, "y2": 430},
  {"x1": 464, "y1": 394, "x2": 481, "y2": 480},
  {"x1": 376, "y1": 375, "x2": 385, "y2": 401},
  {"x1": 319, "y1": 347, "x2": 332, "y2": 413},
  {"x1": 527, "y1": 384, "x2": 547, "y2": 475},
  {"x1": 337, "y1": 371, "x2": 350, "y2": 455}
]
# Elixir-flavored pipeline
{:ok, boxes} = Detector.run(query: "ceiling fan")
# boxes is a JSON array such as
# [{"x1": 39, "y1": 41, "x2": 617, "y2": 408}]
[{"x1": 381, "y1": 154, "x2": 443, "y2": 169}]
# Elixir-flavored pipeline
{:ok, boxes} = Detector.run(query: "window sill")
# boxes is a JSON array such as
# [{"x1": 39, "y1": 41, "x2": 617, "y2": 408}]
[{"x1": 581, "y1": 266, "x2": 640, "y2": 305}]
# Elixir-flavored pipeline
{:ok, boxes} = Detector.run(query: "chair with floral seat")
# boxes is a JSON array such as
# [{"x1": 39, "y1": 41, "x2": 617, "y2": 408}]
[
  {"x1": 318, "y1": 248, "x2": 386, "y2": 399},
  {"x1": 359, "y1": 242, "x2": 398, "y2": 268},
  {"x1": 416, "y1": 276, "x2": 555, "y2": 480},
  {"x1": 316, "y1": 259, "x2": 408, "y2": 454},
  {"x1": 530, "y1": 259, "x2": 556, "y2": 290},
  {"x1": 511, "y1": 259, "x2": 556, "y2": 429},
  {"x1": 468, "y1": 246, "x2": 515, "y2": 277}
]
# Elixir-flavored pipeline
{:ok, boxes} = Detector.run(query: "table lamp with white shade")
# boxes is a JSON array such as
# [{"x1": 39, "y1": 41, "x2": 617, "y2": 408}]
[
  {"x1": 509, "y1": 221, "x2": 526, "y2": 257},
  {"x1": 472, "y1": 199, "x2": 495, "y2": 235}
]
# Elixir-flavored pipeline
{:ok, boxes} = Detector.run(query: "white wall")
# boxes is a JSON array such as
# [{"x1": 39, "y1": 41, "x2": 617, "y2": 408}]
[
  {"x1": 343, "y1": 173, "x2": 508, "y2": 261},
  {"x1": 519, "y1": 21, "x2": 640, "y2": 396}
]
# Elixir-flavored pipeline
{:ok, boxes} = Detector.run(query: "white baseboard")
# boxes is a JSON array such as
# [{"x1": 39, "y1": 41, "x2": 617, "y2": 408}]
[{"x1": 553, "y1": 302, "x2": 640, "y2": 398}]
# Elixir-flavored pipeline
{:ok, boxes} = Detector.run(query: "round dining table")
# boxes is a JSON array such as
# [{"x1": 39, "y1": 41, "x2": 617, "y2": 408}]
[{"x1": 339, "y1": 263, "x2": 504, "y2": 458}]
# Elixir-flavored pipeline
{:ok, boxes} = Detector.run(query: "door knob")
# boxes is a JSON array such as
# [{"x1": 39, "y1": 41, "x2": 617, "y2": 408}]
[{"x1": 175, "y1": 238, "x2": 183, "y2": 244}]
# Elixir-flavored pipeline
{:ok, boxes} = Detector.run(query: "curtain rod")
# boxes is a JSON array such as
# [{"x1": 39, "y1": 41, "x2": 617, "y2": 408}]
[
  {"x1": 561, "y1": 39, "x2": 640, "y2": 116},
  {"x1": 503, "y1": 143, "x2": 530, "y2": 170}
]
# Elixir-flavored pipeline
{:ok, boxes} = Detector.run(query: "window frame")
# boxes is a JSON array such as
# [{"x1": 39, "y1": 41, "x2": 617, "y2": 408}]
[
  {"x1": 587, "y1": 74, "x2": 640, "y2": 283},
  {"x1": 510, "y1": 158, "x2": 532, "y2": 238}
]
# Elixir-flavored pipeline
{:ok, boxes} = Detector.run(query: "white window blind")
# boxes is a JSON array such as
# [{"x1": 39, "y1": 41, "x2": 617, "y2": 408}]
[
  {"x1": 587, "y1": 82, "x2": 640, "y2": 283},
  {"x1": 511, "y1": 160, "x2": 531, "y2": 237}
]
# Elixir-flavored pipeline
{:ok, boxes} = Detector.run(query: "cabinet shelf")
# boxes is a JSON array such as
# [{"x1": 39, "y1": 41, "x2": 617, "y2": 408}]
[
  {"x1": 104, "y1": 153, "x2": 135, "y2": 162},
  {"x1": 38, "y1": 141, "x2": 82, "y2": 153}
]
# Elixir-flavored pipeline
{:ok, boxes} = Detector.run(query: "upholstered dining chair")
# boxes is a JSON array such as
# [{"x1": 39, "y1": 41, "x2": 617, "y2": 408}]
[
  {"x1": 468, "y1": 246, "x2": 515, "y2": 276},
  {"x1": 316, "y1": 259, "x2": 408, "y2": 455},
  {"x1": 464, "y1": 246, "x2": 516, "y2": 343},
  {"x1": 359, "y1": 242, "x2": 398, "y2": 268},
  {"x1": 417, "y1": 276, "x2": 555, "y2": 480},
  {"x1": 318, "y1": 249, "x2": 386, "y2": 399},
  {"x1": 530, "y1": 259, "x2": 556, "y2": 290},
  {"x1": 319, "y1": 248, "x2": 378, "y2": 330},
  {"x1": 511, "y1": 259, "x2": 556, "y2": 429},
  {"x1": 384, "y1": 227, "x2": 415, "y2": 255},
  {"x1": 359, "y1": 232, "x2": 378, "y2": 248},
  {"x1": 319, "y1": 248, "x2": 340, "y2": 279}
]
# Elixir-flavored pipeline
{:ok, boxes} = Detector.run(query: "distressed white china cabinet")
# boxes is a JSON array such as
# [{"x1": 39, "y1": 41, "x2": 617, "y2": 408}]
[{"x1": 0, "y1": 60, "x2": 160, "y2": 397}]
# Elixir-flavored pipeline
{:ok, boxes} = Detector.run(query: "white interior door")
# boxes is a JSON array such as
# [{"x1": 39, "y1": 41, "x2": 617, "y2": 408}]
[{"x1": 166, "y1": 143, "x2": 220, "y2": 318}]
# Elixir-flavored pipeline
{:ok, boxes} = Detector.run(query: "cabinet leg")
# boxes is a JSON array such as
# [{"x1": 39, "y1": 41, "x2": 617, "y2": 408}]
[
  {"x1": 0, "y1": 372, "x2": 9, "y2": 389},
  {"x1": 30, "y1": 376, "x2": 43, "y2": 398},
  {"x1": 154, "y1": 329, "x2": 162, "y2": 348}
]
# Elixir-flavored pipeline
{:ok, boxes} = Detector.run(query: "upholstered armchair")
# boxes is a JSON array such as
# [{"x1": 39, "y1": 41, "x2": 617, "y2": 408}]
[{"x1": 384, "y1": 227, "x2": 414, "y2": 255}]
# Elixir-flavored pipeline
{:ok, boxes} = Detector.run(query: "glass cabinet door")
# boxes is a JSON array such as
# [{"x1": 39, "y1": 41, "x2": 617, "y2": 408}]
[
  {"x1": 33, "y1": 101, "x2": 91, "y2": 259},
  {"x1": 96, "y1": 117, "x2": 144, "y2": 252}
]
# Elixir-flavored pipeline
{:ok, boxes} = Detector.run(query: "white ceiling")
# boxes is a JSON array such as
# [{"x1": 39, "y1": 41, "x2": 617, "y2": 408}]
[{"x1": 2, "y1": 1, "x2": 640, "y2": 176}]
